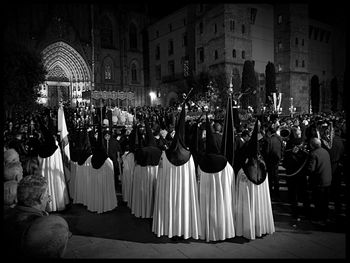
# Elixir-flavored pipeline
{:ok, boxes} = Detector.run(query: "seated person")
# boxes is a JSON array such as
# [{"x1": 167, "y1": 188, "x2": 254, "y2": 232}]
[{"x1": 4, "y1": 175, "x2": 70, "y2": 258}]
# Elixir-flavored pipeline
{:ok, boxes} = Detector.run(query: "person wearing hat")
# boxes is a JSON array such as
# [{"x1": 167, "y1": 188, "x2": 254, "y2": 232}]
[
  {"x1": 235, "y1": 119, "x2": 275, "y2": 240},
  {"x1": 36, "y1": 114, "x2": 69, "y2": 212},
  {"x1": 197, "y1": 114, "x2": 236, "y2": 242},
  {"x1": 4, "y1": 175, "x2": 70, "y2": 258},
  {"x1": 130, "y1": 119, "x2": 162, "y2": 218},
  {"x1": 152, "y1": 103, "x2": 201, "y2": 240}
]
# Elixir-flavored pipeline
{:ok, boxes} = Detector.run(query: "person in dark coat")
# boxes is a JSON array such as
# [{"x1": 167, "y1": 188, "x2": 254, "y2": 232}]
[
  {"x1": 307, "y1": 137, "x2": 332, "y2": 224},
  {"x1": 328, "y1": 127, "x2": 345, "y2": 214},
  {"x1": 212, "y1": 122, "x2": 223, "y2": 153},
  {"x1": 262, "y1": 125, "x2": 284, "y2": 198}
]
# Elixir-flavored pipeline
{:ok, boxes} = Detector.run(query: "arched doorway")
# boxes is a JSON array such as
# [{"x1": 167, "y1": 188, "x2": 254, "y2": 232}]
[{"x1": 41, "y1": 41, "x2": 91, "y2": 108}]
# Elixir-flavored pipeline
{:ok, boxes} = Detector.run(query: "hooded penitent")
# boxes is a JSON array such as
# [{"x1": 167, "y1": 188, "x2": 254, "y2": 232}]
[
  {"x1": 165, "y1": 103, "x2": 191, "y2": 166},
  {"x1": 91, "y1": 124, "x2": 108, "y2": 169},
  {"x1": 134, "y1": 119, "x2": 162, "y2": 166},
  {"x1": 221, "y1": 93, "x2": 235, "y2": 168},
  {"x1": 198, "y1": 114, "x2": 227, "y2": 173},
  {"x1": 36, "y1": 115, "x2": 58, "y2": 159},
  {"x1": 242, "y1": 119, "x2": 267, "y2": 185},
  {"x1": 77, "y1": 128, "x2": 92, "y2": 166}
]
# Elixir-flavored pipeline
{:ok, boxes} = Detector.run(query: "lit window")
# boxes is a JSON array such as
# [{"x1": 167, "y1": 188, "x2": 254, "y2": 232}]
[
  {"x1": 278, "y1": 15, "x2": 282, "y2": 24},
  {"x1": 105, "y1": 64, "x2": 112, "y2": 80}
]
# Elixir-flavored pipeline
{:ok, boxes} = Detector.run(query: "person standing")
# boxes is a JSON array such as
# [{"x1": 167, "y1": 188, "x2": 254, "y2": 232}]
[
  {"x1": 307, "y1": 137, "x2": 332, "y2": 225},
  {"x1": 262, "y1": 125, "x2": 283, "y2": 199}
]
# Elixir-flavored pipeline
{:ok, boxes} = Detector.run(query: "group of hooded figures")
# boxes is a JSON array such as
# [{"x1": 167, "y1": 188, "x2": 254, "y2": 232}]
[
  {"x1": 5, "y1": 94, "x2": 275, "y2": 243},
  {"x1": 64, "y1": 94, "x2": 274, "y2": 242}
]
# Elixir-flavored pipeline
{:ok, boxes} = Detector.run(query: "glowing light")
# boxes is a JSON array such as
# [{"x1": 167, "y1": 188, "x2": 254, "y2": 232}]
[{"x1": 149, "y1": 91, "x2": 157, "y2": 100}]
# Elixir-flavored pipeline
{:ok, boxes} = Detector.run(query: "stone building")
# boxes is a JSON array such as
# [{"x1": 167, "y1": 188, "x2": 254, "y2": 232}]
[{"x1": 4, "y1": 3, "x2": 150, "y2": 108}]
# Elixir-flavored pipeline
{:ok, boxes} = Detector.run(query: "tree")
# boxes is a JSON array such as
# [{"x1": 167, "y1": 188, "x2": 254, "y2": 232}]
[
  {"x1": 241, "y1": 60, "x2": 257, "y2": 110},
  {"x1": 265, "y1": 61, "x2": 276, "y2": 107},
  {"x1": 3, "y1": 41, "x2": 47, "y2": 119}
]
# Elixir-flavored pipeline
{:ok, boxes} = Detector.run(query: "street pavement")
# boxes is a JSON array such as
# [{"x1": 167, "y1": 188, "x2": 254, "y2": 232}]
[{"x1": 57, "y1": 171, "x2": 347, "y2": 259}]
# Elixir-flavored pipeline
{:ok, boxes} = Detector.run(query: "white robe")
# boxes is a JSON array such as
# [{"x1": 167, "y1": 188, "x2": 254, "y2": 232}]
[
  {"x1": 73, "y1": 156, "x2": 118, "y2": 213},
  {"x1": 131, "y1": 164, "x2": 159, "y2": 218},
  {"x1": 39, "y1": 146, "x2": 70, "y2": 212},
  {"x1": 198, "y1": 163, "x2": 236, "y2": 242},
  {"x1": 235, "y1": 168, "x2": 275, "y2": 240},
  {"x1": 121, "y1": 152, "x2": 135, "y2": 205},
  {"x1": 152, "y1": 152, "x2": 201, "y2": 239}
]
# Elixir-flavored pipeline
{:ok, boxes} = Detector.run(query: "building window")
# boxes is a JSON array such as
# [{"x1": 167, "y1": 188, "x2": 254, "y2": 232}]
[
  {"x1": 278, "y1": 15, "x2": 283, "y2": 24},
  {"x1": 323, "y1": 70, "x2": 326, "y2": 76},
  {"x1": 320, "y1": 30, "x2": 325, "y2": 42},
  {"x1": 242, "y1": 24, "x2": 245, "y2": 34},
  {"x1": 198, "y1": 47, "x2": 204, "y2": 63},
  {"x1": 182, "y1": 33, "x2": 187, "y2": 47},
  {"x1": 155, "y1": 65, "x2": 161, "y2": 80},
  {"x1": 230, "y1": 20, "x2": 235, "y2": 31},
  {"x1": 325, "y1": 32, "x2": 330, "y2": 43},
  {"x1": 232, "y1": 49, "x2": 236, "y2": 58},
  {"x1": 295, "y1": 37, "x2": 298, "y2": 45},
  {"x1": 155, "y1": 45, "x2": 160, "y2": 60},
  {"x1": 214, "y1": 50, "x2": 218, "y2": 60},
  {"x1": 168, "y1": 60, "x2": 175, "y2": 76},
  {"x1": 199, "y1": 3, "x2": 204, "y2": 13},
  {"x1": 295, "y1": 60, "x2": 299, "y2": 67},
  {"x1": 168, "y1": 39, "x2": 174, "y2": 55},
  {"x1": 129, "y1": 23, "x2": 137, "y2": 49},
  {"x1": 242, "y1": 50, "x2": 245, "y2": 59},
  {"x1": 104, "y1": 64, "x2": 112, "y2": 80},
  {"x1": 183, "y1": 18, "x2": 187, "y2": 26},
  {"x1": 100, "y1": 16, "x2": 113, "y2": 48},
  {"x1": 278, "y1": 41, "x2": 283, "y2": 51},
  {"x1": 214, "y1": 23, "x2": 217, "y2": 34},
  {"x1": 169, "y1": 23, "x2": 172, "y2": 32},
  {"x1": 314, "y1": 28, "x2": 319, "y2": 40},
  {"x1": 309, "y1": 26, "x2": 313, "y2": 39},
  {"x1": 302, "y1": 39, "x2": 305, "y2": 46},
  {"x1": 250, "y1": 8, "x2": 257, "y2": 24},
  {"x1": 302, "y1": 60, "x2": 305, "y2": 67},
  {"x1": 156, "y1": 30, "x2": 159, "y2": 38},
  {"x1": 131, "y1": 63, "x2": 137, "y2": 83},
  {"x1": 199, "y1": 22, "x2": 203, "y2": 34}
]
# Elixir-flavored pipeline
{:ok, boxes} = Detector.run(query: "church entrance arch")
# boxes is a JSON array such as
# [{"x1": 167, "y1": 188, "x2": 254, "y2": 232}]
[{"x1": 41, "y1": 41, "x2": 91, "y2": 108}]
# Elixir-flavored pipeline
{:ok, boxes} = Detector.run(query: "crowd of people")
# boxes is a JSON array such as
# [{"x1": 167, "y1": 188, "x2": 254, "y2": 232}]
[{"x1": 3, "y1": 99, "x2": 347, "y2": 255}]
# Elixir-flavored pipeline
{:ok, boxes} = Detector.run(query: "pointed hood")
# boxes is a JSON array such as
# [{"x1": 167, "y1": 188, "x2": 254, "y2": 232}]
[
  {"x1": 242, "y1": 119, "x2": 267, "y2": 185},
  {"x1": 221, "y1": 94, "x2": 235, "y2": 167},
  {"x1": 91, "y1": 124, "x2": 108, "y2": 169},
  {"x1": 135, "y1": 119, "x2": 162, "y2": 166},
  {"x1": 165, "y1": 103, "x2": 191, "y2": 166},
  {"x1": 37, "y1": 115, "x2": 58, "y2": 158},
  {"x1": 198, "y1": 114, "x2": 227, "y2": 173},
  {"x1": 77, "y1": 128, "x2": 92, "y2": 165}
]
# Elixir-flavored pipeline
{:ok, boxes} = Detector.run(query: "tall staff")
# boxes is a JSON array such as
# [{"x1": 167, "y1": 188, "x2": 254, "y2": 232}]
[{"x1": 90, "y1": 4, "x2": 95, "y2": 108}]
